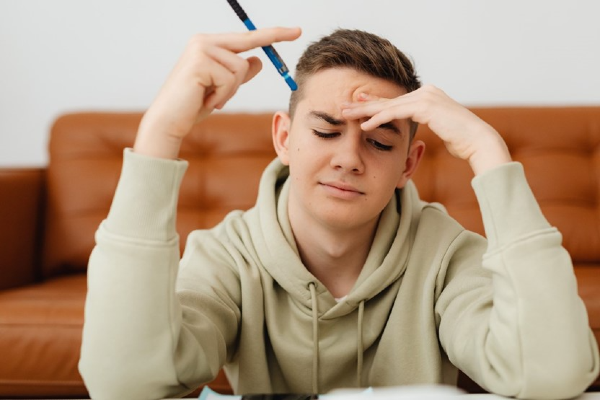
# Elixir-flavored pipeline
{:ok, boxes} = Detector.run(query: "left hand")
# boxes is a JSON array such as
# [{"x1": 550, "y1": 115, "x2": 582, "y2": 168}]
[{"x1": 341, "y1": 85, "x2": 512, "y2": 175}]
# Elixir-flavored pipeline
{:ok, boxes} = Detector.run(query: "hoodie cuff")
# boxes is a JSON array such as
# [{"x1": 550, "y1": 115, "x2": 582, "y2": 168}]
[
  {"x1": 104, "y1": 148, "x2": 188, "y2": 242},
  {"x1": 471, "y1": 162, "x2": 551, "y2": 250}
]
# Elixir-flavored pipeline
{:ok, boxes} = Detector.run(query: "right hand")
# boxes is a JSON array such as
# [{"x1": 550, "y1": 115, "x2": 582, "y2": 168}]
[
  {"x1": 341, "y1": 86, "x2": 511, "y2": 176},
  {"x1": 134, "y1": 27, "x2": 302, "y2": 159}
]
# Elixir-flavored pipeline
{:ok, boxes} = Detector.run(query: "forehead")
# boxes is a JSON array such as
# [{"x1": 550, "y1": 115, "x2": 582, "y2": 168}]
[{"x1": 297, "y1": 68, "x2": 407, "y2": 113}]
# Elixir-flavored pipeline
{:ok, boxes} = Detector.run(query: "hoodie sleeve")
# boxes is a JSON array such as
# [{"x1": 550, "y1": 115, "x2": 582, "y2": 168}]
[
  {"x1": 436, "y1": 162, "x2": 599, "y2": 400},
  {"x1": 78, "y1": 149, "x2": 240, "y2": 400}
]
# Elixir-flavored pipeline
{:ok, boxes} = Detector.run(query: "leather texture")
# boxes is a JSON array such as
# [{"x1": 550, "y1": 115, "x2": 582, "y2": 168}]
[
  {"x1": 0, "y1": 109, "x2": 598, "y2": 397},
  {"x1": 0, "y1": 168, "x2": 44, "y2": 291}
]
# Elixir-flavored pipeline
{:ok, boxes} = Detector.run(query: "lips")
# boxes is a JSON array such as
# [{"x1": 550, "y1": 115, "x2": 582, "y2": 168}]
[{"x1": 319, "y1": 181, "x2": 365, "y2": 198}]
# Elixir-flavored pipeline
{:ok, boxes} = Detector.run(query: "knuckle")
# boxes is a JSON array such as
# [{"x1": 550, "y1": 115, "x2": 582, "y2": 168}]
[
  {"x1": 189, "y1": 33, "x2": 206, "y2": 46},
  {"x1": 232, "y1": 57, "x2": 249, "y2": 72},
  {"x1": 241, "y1": 30, "x2": 255, "y2": 42},
  {"x1": 222, "y1": 72, "x2": 236, "y2": 87},
  {"x1": 422, "y1": 84, "x2": 446, "y2": 99},
  {"x1": 188, "y1": 34, "x2": 213, "y2": 52},
  {"x1": 421, "y1": 84, "x2": 437, "y2": 94}
]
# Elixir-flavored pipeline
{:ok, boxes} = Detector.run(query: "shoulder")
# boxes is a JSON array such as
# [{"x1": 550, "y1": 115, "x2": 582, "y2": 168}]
[
  {"x1": 177, "y1": 209, "x2": 256, "y2": 293},
  {"x1": 184, "y1": 208, "x2": 253, "y2": 258},
  {"x1": 407, "y1": 194, "x2": 488, "y2": 280}
]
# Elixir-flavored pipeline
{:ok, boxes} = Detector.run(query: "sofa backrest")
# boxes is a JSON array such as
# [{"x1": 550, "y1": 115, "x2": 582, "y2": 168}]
[
  {"x1": 42, "y1": 108, "x2": 600, "y2": 277},
  {"x1": 412, "y1": 107, "x2": 600, "y2": 265},
  {"x1": 43, "y1": 112, "x2": 275, "y2": 277}
]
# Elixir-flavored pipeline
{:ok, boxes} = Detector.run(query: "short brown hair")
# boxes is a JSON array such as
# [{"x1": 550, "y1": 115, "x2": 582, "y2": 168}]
[{"x1": 289, "y1": 29, "x2": 422, "y2": 138}]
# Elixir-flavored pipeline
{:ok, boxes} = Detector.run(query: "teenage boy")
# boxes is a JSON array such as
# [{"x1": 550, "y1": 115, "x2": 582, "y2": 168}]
[{"x1": 79, "y1": 27, "x2": 599, "y2": 399}]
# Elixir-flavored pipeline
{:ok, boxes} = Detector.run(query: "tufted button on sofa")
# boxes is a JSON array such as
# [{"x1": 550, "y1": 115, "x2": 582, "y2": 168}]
[{"x1": 0, "y1": 109, "x2": 598, "y2": 398}]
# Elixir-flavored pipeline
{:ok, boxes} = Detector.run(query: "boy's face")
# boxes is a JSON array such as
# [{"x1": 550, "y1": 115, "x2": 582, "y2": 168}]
[{"x1": 273, "y1": 68, "x2": 424, "y2": 232}]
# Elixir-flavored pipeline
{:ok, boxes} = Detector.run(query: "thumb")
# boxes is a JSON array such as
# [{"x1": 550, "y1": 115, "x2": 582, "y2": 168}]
[{"x1": 242, "y1": 56, "x2": 263, "y2": 84}]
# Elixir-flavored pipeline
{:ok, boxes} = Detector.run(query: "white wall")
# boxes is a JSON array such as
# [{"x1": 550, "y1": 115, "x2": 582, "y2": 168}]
[{"x1": 1, "y1": 0, "x2": 599, "y2": 167}]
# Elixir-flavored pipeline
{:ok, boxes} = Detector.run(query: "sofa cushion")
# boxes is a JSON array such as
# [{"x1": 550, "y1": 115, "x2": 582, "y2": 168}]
[
  {"x1": 0, "y1": 273, "x2": 234, "y2": 398},
  {"x1": 575, "y1": 266, "x2": 600, "y2": 338},
  {"x1": 0, "y1": 274, "x2": 87, "y2": 398}
]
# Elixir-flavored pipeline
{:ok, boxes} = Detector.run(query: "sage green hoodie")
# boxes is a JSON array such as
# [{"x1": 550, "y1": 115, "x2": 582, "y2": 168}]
[{"x1": 79, "y1": 150, "x2": 599, "y2": 400}]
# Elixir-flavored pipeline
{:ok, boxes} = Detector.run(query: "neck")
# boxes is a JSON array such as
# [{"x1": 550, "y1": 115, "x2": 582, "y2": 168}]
[{"x1": 289, "y1": 212, "x2": 379, "y2": 299}]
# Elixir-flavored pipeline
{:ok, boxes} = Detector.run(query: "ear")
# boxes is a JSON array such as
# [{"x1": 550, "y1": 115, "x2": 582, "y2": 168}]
[
  {"x1": 272, "y1": 111, "x2": 292, "y2": 166},
  {"x1": 396, "y1": 139, "x2": 426, "y2": 189}
]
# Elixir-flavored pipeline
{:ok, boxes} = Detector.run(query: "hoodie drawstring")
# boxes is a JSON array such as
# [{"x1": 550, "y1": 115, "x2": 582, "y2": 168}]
[
  {"x1": 356, "y1": 300, "x2": 365, "y2": 387},
  {"x1": 308, "y1": 283, "x2": 366, "y2": 392},
  {"x1": 309, "y1": 282, "x2": 319, "y2": 394}
]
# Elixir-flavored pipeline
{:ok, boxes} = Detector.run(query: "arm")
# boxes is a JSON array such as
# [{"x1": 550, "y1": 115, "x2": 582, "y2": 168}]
[
  {"x1": 134, "y1": 27, "x2": 301, "y2": 159},
  {"x1": 79, "y1": 28, "x2": 301, "y2": 399},
  {"x1": 437, "y1": 163, "x2": 599, "y2": 399},
  {"x1": 80, "y1": 150, "x2": 241, "y2": 399},
  {"x1": 342, "y1": 88, "x2": 600, "y2": 398}
]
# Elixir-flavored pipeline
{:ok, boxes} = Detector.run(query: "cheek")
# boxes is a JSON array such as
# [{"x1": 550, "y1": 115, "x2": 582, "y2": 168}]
[
  {"x1": 291, "y1": 135, "x2": 326, "y2": 164},
  {"x1": 288, "y1": 132, "x2": 306, "y2": 154},
  {"x1": 370, "y1": 158, "x2": 406, "y2": 187}
]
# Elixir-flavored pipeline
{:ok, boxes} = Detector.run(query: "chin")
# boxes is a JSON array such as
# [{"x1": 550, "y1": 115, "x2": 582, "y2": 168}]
[{"x1": 318, "y1": 210, "x2": 376, "y2": 232}]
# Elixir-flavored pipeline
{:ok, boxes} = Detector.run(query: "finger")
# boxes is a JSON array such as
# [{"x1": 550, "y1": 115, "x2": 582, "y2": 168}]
[
  {"x1": 360, "y1": 100, "x2": 424, "y2": 132},
  {"x1": 215, "y1": 56, "x2": 263, "y2": 110},
  {"x1": 360, "y1": 109, "x2": 402, "y2": 131},
  {"x1": 342, "y1": 98, "x2": 420, "y2": 131},
  {"x1": 242, "y1": 56, "x2": 263, "y2": 84},
  {"x1": 204, "y1": 46, "x2": 256, "y2": 108},
  {"x1": 202, "y1": 59, "x2": 239, "y2": 110},
  {"x1": 206, "y1": 44, "x2": 252, "y2": 76},
  {"x1": 344, "y1": 93, "x2": 421, "y2": 117},
  {"x1": 342, "y1": 93, "x2": 388, "y2": 109},
  {"x1": 207, "y1": 45, "x2": 252, "y2": 89},
  {"x1": 212, "y1": 27, "x2": 302, "y2": 53},
  {"x1": 357, "y1": 92, "x2": 383, "y2": 102},
  {"x1": 342, "y1": 99, "x2": 393, "y2": 118}
]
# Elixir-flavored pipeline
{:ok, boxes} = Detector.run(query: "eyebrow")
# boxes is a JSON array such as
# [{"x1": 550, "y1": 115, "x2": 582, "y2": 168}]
[
  {"x1": 378, "y1": 122, "x2": 401, "y2": 135},
  {"x1": 309, "y1": 111, "x2": 345, "y2": 126},
  {"x1": 308, "y1": 110, "x2": 401, "y2": 135}
]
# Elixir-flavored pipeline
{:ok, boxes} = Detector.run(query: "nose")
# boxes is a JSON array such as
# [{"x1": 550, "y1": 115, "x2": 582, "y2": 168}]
[{"x1": 330, "y1": 133, "x2": 365, "y2": 174}]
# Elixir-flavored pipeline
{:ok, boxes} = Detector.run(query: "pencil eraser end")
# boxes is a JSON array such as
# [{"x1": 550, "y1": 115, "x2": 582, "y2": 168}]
[{"x1": 285, "y1": 76, "x2": 298, "y2": 91}]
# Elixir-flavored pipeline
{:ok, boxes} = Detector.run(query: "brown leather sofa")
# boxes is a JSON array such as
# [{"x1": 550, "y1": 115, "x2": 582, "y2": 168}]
[{"x1": 1, "y1": 108, "x2": 599, "y2": 398}]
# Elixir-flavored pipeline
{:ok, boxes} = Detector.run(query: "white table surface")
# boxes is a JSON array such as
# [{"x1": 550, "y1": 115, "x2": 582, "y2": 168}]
[
  {"x1": 183, "y1": 389, "x2": 600, "y2": 400},
  {"x1": 454, "y1": 394, "x2": 600, "y2": 400}
]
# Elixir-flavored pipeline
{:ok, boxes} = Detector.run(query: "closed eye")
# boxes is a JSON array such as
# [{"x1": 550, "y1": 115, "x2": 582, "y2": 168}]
[
  {"x1": 313, "y1": 130, "x2": 340, "y2": 139},
  {"x1": 367, "y1": 138, "x2": 393, "y2": 151}
]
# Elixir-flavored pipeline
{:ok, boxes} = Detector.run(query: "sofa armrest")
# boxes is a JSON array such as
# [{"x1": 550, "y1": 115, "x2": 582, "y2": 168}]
[{"x1": 0, "y1": 168, "x2": 45, "y2": 290}]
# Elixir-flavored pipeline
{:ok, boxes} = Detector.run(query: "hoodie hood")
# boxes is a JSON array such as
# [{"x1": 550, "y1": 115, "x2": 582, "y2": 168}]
[
  {"x1": 247, "y1": 158, "x2": 423, "y2": 318},
  {"x1": 242, "y1": 159, "x2": 429, "y2": 392}
]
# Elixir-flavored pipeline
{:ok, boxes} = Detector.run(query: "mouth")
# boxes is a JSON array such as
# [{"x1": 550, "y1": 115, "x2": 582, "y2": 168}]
[{"x1": 319, "y1": 181, "x2": 365, "y2": 198}]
